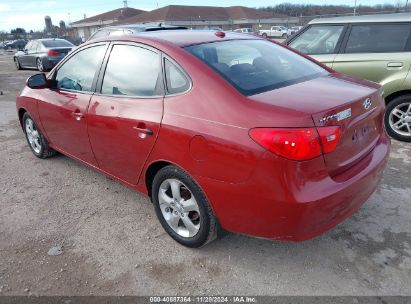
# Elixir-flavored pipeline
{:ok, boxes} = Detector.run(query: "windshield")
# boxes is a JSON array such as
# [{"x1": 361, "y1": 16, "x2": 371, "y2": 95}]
[
  {"x1": 41, "y1": 40, "x2": 74, "y2": 48},
  {"x1": 185, "y1": 39, "x2": 328, "y2": 96}
]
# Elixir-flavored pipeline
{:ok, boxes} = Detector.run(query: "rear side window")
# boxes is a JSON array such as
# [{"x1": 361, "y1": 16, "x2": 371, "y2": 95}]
[
  {"x1": 55, "y1": 45, "x2": 106, "y2": 92},
  {"x1": 289, "y1": 25, "x2": 344, "y2": 54},
  {"x1": 101, "y1": 44, "x2": 161, "y2": 96},
  {"x1": 345, "y1": 24, "x2": 411, "y2": 53},
  {"x1": 164, "y1": 59, "x2": 190, "y2": 94},
  {"x1": 186, "y1": 39, "x2": 327, "y2": 96}
]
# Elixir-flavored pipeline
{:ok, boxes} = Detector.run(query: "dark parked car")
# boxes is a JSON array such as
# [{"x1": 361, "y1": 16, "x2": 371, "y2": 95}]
[
  {"x1": 17, "y1": 31, "x2": 389, "y2": 248},
  {"x1": 87, "y1": 23, "x2": 187, "y2": 41},
  {"x1": 4, "y1": 39, "x2": 27, "y2": 50},
  {"x1": 14, "y1": 39, "x2": 74, "y2": 71}
]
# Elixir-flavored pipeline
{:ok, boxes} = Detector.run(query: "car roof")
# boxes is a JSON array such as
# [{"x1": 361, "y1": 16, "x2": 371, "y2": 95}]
[
  {"x1": 104, "y1": 30, "x2": 261, "y2": 47},
  {"x1": 34, "y1": 38, "x2": 70, "y2": 42},
  {"x1": 100, "y1": 24, "x2": 187, "y2": 31},
  {"x1": 310, "y1": 12, "x2": 411, "y2": 24}
]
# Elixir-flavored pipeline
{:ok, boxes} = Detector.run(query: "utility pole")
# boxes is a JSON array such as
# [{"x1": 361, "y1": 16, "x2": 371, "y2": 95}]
[
  {"x1": 407, "y1": 0, "x2": 409, "y2": 10},
  {"x1": 123, "y1": 0, "x2": 128, "y2": 8},
  {"x1": 353, "y1": 0, "x2": 358, "y2": 16}
]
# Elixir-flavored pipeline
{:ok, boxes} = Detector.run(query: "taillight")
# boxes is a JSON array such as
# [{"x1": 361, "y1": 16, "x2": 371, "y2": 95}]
[
  {"x1": 317, "y1": 126, "x2": 341, "y2": 154},
  {"x1": 47, "y1": 50, "x2": 60, "y2": 56},
  {"x1": 249, "y1": 127, "x2": 340, "y2": 161}
]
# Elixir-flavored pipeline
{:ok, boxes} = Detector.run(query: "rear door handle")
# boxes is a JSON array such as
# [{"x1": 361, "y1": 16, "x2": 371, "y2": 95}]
[
  {"x1": 387, "y1": 62, "x2": 403, "y2": 68},
  {"x1": 133, "y1": 126, "x2": 153, "y2": 136}
]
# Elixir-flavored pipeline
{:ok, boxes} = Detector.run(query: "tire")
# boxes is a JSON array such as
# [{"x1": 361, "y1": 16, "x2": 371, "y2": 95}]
[
  {"x1": 14, "y1": 57, "x2": 22, "y2": 70},
  {"x1": 384, "y1": 95, "x2": 411, "y2": 142},
  {"x1": 22, "y1": 112, "x2": 57, "y2": 158},
  {"x1": 152, "y1": 165, "x2": 218, "y2": 248},
  {"x1": 36, "y1": 58, "x2": 45, "y2": 72},
  {"x1": 262, "y1": 33, "x2": 268, "y2": 38},
  {"x1": 282, "y1": 33, "x2": 288, "y2": 38}
]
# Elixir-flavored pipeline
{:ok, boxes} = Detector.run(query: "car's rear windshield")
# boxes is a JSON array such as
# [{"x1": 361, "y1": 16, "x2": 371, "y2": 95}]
[
  {"x1": 185, "y1": 39, "x2": 328, "y2": 96},
  {"x1": 41, "y1": 40, "x2": 74, "y2": 48}
]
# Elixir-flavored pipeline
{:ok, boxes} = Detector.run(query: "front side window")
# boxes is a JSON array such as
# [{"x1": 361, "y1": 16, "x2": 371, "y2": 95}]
[
  {"x1": 24, "y1": 41, "x2": 32, "y2": 50},
  {"x1": 55, "y1": 45, "x2": 106, "y2": 92},
  {"x1": 345, "y1": 24, "x2": 411, "y2": 53},
  {"x1": 101, "y1": 44, "x2": 161, "y2": 96},
  {"x1": 31, "y1": 41, "x2": 39, "y2": 51},
  {"x1": 186, "y1": 39, "x2": 327, "y2": 96},
  {"x1": 289, "y1": 25, "x2": 344, "y2": 54}
]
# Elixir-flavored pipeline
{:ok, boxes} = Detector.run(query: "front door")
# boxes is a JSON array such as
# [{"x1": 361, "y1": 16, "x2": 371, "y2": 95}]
[
  {"x1": 26, "y1": 41, "x2": 39, "y2": 68},
  {"x1": 37, "y1": 43, "x2": 108, "y2": 165},
  {"x1": 19, "y1": 41, "x2": 32, "y2": 66},
  {"x1": 87, "y1": 43, "x2": 164, "y2": 184}
]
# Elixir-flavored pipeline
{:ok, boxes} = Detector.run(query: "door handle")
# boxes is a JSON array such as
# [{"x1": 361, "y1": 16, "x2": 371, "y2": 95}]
[
  {"x1": 72, "y1": 112, "x2": 84, "y2": 121},
  {"x1": 133, "y1": 126, "x2": 153, "y2": 136},
  {"x1": 387, "y1": 62, "x2": 403, "y2": 68}
]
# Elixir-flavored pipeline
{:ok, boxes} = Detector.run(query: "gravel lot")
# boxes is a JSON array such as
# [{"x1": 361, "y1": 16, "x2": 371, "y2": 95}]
[{"x1": 0, "y1": 50, "x2": 410, "y2": 296}]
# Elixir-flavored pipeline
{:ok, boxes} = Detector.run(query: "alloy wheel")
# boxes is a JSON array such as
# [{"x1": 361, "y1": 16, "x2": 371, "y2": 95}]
[
  {"x1": 14, "y1": 58, "x2": 20, "y2": 69},
  {"x1": 25, "y1": 118, "x2": 42, "y2": 154},
  {"x1": 37, "y1": 59, "x2": 44, "y2": 72},
  {"x1": 389, "y1": 102, "x2": 411, "y2": 137},
  {"x1": 158, "y1": 178, "x2": 201, "y2": 238}
]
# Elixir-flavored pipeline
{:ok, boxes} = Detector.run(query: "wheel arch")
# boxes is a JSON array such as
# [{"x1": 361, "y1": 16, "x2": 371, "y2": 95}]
[
  {"x1": 145, "y1": 160, "x2": 174, "y2": 198},
  {"x1": 385, "y1": 90, "x2": 411, "y2": 105},
  {"x1": 18, "y1": 107, "x2": 27, "y2": 128}
]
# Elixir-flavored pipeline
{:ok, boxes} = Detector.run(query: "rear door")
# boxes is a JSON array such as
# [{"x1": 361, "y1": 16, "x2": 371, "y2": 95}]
[
  {"x1": 332, "y1": 23, "x2": 411, "y2": 94},
  {"x1": 87, "y1": 42, "x2": 164, "y2": 184},
  {"x1": 288, "y1": 24, "x2": 347, "y2": 68}
]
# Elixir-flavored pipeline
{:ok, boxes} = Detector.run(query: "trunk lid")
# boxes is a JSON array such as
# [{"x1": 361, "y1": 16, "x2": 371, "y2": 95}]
[{"x1": 250, "y1": 74, "x2": 385, "y2": 175}]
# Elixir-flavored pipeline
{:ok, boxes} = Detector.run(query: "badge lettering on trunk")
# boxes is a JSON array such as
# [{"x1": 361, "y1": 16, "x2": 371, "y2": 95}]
[{"x1": 319, "y1": 108, "x2": 352, "y2": 123}]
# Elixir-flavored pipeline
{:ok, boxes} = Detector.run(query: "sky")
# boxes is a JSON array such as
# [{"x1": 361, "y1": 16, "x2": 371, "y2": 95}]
[{"x1": 0, "y1": 0, "x2": 401, "y2": 32}]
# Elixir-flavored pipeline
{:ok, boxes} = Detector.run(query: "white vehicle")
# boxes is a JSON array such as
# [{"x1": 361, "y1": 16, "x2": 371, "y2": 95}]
[
  {"x1": 259, "y1": 26, "x2": 288, "y2": 38},
  {"x1": 233, "y1": 28, "x2": 255, "y2": 34},
  {"x1": 287, "y1": 26, "x2": 303, "y2": 36}
]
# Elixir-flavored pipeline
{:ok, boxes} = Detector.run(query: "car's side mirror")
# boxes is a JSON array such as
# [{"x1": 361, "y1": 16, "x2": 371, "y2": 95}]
[{"x1": 27, "y1": 73, "x2": 48, "y2": 89}]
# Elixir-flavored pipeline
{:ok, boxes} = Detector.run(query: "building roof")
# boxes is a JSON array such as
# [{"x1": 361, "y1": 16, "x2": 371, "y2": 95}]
[
  {"x1": 71, "y1": 7, "x2": 145, "y2": 26},
  {"x1": 113, "y1": 5, "x2": 284, "y2": 25},
  {"x1": 310, "y1": 12, "x2": 411, "y2": 24}
]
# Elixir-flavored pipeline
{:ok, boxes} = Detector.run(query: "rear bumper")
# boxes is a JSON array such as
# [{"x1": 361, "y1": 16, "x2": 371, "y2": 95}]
[
  {"x1": 197, "y1": 133, "x2": 390, "y2": 241},
  {"x1": 43, "y1": 56, "x2": 64, "y2": 69}
]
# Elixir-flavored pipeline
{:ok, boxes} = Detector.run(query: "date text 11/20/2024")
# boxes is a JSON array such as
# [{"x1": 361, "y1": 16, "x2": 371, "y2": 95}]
[{"x1": 149, "y1": 296, "x2": 257, "y2": 303}]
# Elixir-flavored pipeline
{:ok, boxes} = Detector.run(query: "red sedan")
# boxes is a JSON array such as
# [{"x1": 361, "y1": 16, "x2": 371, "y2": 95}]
[{"x1": 16, "y1": 31, "x2": 390, "y2": 247}]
